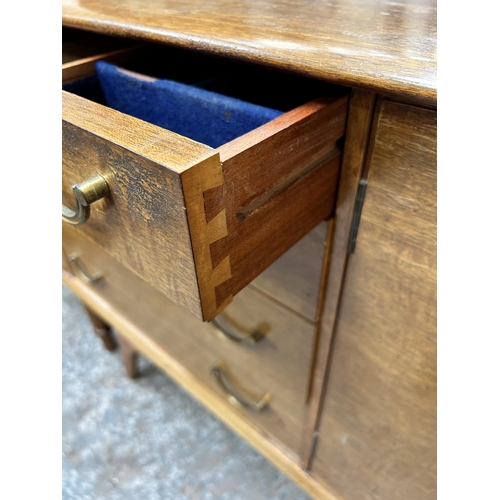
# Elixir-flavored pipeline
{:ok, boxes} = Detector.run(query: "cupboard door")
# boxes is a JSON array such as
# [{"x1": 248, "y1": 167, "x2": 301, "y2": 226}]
[{"x1": 312, "y1": 101, "x2": 436, "y2": 500}]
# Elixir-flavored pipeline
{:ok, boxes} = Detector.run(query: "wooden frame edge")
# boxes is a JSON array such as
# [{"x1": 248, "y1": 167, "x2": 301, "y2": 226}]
[
  {"x1": 62, "y1": 44, "x2": 147, "y2": 84},
  {"x1": 299, "y1": 90, "x2": 379, "y2": 467}
]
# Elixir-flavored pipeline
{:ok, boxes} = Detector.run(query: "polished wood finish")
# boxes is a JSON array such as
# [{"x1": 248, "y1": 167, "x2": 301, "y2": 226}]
[
  {"x1": 304, "y1": 218, "x2": 335, "y2": 402},
  {"x1": 251, "y1": 221, "x2": 328, "y2": 322},
  {"x1": 63, "y1": 90, "x2": 211, "y2": 319},
  {"x1": 62, "y1": 226, "x2": 318, "y2": 457},
  {"x1": 300, "y1": 89, "x2": 377, "y2": 466},
  {"x1": 311, "y1": 101, "x2": 437, "y2": 499},
  {"x1": 63, "y1": 79, "x2": 347, "y2": 320},
  {"x1": 83, "y1": 305, "x2": 117, "y2": 351},
  {"x1": 62, "y1": 0, "x2": 436, "y2": 106},
  {"x1": 61, "y1": 19, "x2": 437, "y2": 500}
]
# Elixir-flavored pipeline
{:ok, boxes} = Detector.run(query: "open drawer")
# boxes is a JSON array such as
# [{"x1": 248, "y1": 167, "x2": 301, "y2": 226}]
[{"x1": 62, "y1": 39, "x2": 348, "y2": 321}]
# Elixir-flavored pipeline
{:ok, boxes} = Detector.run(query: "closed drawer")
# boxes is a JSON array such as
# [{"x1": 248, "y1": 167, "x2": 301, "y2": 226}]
[
  {"x1": 62, "y1": 40, "x2": 347, "y2": 321},
  {"x1": 63, "y1": 226, "x2": 316, "y2": 457},
  {"x1": 193, "y1": 289, "x2": 315, "y2": 457}
]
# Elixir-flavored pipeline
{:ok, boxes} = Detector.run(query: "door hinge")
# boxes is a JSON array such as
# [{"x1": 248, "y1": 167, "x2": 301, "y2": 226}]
[
  {"x1": 348, "y1": 179, "x2": 368, "y2": 254},
  {"x1": 308, "y1": 431, "x2": 320, "y2": 464}
]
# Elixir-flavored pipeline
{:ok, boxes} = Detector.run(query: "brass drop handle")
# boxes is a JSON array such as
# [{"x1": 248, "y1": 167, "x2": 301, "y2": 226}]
[
  {"x1": 210, "y1": 362, "x2": 271, "y2": 412},
  {"x1": 62, "y1": 174, "x2": 110, "y2": 226},
  {"x1": 68, "y1": 254, "x2": 103, "y2": 285},
  {"x1": 211, "y1": 315, "x2": 267, "y2": 344}
]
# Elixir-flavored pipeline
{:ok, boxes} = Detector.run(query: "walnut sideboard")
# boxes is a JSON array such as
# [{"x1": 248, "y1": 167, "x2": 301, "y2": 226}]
[{"x1": 61, "y1": 2, "x2": 437, "y2": 499}]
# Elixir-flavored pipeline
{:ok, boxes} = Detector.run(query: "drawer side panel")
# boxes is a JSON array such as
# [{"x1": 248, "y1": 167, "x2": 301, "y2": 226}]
[{"x1": 206, "y1": 95, "x2": 348, "y2": 313}]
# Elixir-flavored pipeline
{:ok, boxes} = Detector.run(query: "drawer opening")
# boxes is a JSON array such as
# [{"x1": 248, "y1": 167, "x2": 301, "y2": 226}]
[
  {"x1": 63, "y1": 40, "x2": 348, "y2": 321},
  {"x1": 64, "y1": 61, "x2": 283, "y2": 149},
  {"x1": 63, "y1": 43, "x2": 337, "y2": 148}
]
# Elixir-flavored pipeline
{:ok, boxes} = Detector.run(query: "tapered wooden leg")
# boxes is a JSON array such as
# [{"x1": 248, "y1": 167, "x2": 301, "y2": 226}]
[
  {"x1": 84, "y1": 305, "x2": 117, "y2": 351},
  {"x1": 117, "y1": 335, "x2": 139, "y2": 379}
]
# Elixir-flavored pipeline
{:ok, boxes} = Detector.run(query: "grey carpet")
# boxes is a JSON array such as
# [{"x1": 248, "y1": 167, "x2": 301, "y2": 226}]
[{"x1": 62, "y1": 284, "x2": 312, "y2": 500}]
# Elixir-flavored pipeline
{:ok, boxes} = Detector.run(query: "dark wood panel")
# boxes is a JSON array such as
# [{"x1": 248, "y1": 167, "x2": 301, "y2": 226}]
[
  {"x1": 312, "y1": 101, "x2": 436, "y2": 500},
  {"x1": 62, "y1": 27, "x2": 136, "y2": 63},
  {"x1": 62, "y1": 0, "x2": 436, "y2": 105}
]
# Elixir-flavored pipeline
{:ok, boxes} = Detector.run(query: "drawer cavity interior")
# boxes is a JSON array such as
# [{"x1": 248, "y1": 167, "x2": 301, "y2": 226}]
[{"x1": 63, "y1": 43, "x2": 338, "y2": 148}]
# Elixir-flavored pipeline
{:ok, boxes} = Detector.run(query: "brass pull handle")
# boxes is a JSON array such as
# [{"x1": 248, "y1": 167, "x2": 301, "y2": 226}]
[
  {"x1": 211, "y1": 314, "x2": 267, "y2": 344},
  {"x1": 210, "y1": 361, "x2": 271, "y2": 412},
  {"x1": 68, "y1": 254, "x2": 103, "y2": 285},
  {"x1": 62, "y1": 174, "x2": 110, "y2": 226}
]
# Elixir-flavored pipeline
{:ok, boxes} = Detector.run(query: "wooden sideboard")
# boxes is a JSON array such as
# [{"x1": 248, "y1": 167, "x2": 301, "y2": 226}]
[{"x1": 62, "y1": 2, "x2": 437, "y2": 499}]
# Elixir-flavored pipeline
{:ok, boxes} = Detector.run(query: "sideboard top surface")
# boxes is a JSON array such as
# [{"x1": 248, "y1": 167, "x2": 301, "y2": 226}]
[{"x1": 62, "y1": 0, "x2": 437, "y2": 106}]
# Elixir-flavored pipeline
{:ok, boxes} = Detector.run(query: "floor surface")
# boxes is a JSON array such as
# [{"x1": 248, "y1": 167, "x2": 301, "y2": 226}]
[{"x1": 62, "y1": 284, "x2": 312, "y2": 500}]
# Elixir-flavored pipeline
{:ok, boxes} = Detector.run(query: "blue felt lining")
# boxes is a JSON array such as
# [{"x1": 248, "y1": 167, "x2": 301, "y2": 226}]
[{"x1": 93, "y1": 61, "x2": 283, "y2": 148}]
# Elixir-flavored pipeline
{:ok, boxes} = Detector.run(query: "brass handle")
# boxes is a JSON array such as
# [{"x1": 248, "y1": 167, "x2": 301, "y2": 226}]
[
  {"x1": 210, "y1": 361, "x2": 271, "y2": 412},
  {"x1": 68, "y1": 254, "x2": 103, "y2": 284},
  {"x1": 211, "y1": 314, "x2": 267, "y2": 344},
  {"x1": 62, "y1": 174, "x2": 110, "y2": 226}
]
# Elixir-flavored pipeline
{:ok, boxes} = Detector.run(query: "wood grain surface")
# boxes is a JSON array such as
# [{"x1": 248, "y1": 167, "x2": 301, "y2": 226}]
[
  {"x1": 62, "y1": 45, "x2": 146, "y2": 84},
  {"x1": 62, "y1": 247, "x2": 73, "y2": 274},
  {"x1": 251, "y1": 221, "x2": 328, "y2": 323},
  {"x1": 311, "y1": 101, "x2": 437, "y2": 500},
  {"x1": 207, "y1": 95, "x2": 347, "y2": 311},
  {"x1": 62, "y1": 90, "x2": 218, "y2": 319},
  {"x1": 62, "y1": 227, "x2": 318, "y2": 459},
  {"x1": 300, "y1": 89, "x2": 377, "y2": 466},
  {"x1": 63, "y1": 86, "x2": 347, "y2": 320},
  {"x1": 62, "y1": 0, "x2": 436, "y2": 105}
]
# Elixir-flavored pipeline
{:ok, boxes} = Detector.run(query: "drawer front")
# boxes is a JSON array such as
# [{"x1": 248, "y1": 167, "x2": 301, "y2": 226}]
[
  {"x1": 62, "y1": 46, "x2": 347, "y2": 322},
  {"x1": 63, "y1": 227, "x2": 315, "y2": 457},
  {"x1": 198, "y1": 288, "x2": 316, "y2": 456},
  {"x1": 62, "y1": 91, "x2": 216, "y2": 320}
]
